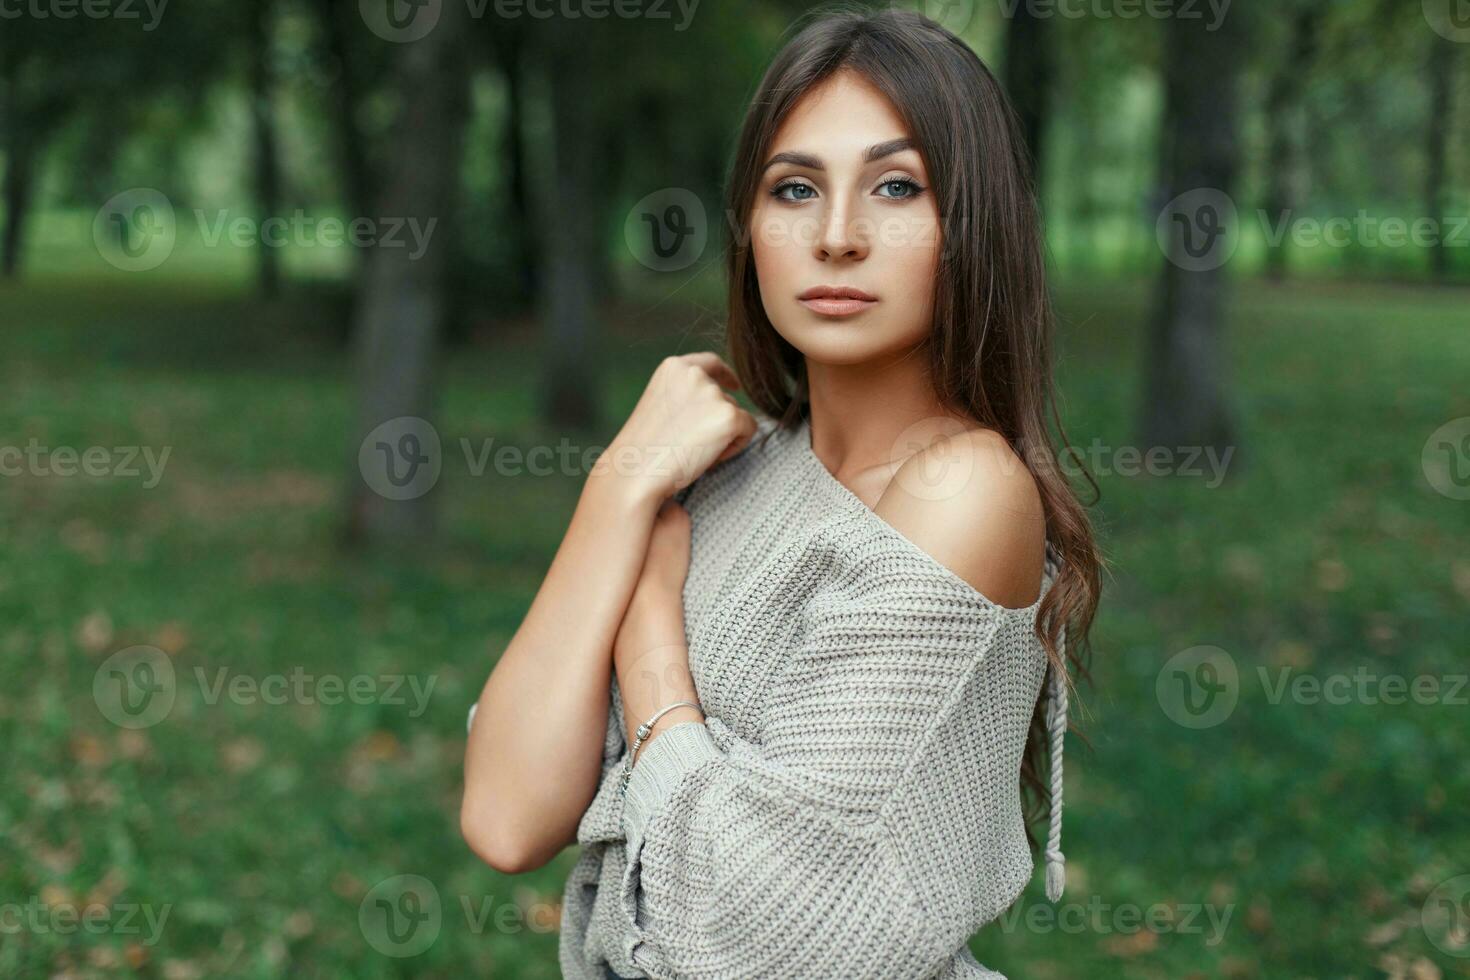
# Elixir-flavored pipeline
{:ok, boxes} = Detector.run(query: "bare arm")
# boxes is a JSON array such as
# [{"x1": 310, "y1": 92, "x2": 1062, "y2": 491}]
[
  {"x1": 461, "y1": 353, "x2": 756, "y2": 873},
  {"x1": 614, "y1": 500, "x2": 702, "y2": 756},
  {"x1": 461, "y1": 468, "x2": 661, "y2": 873}
]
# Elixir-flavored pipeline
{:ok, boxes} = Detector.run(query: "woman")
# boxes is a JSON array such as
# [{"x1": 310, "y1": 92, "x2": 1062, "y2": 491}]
[{"x1": 463, "y1": 8, "x2": 1101, "y2": 978}]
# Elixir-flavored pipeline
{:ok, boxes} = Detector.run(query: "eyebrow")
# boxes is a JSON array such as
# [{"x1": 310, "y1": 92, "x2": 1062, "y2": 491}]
[{"x1": 761, "y1": 137, "x2": 917, "y2": 172}]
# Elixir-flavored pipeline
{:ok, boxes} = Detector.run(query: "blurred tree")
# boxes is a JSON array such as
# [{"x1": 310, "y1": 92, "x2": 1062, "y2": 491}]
[
  {"x1": 2, "y1": 6, "x2": 223, "y2": 277},
  {"x1": 535, "y1": 25, "x2": 601, "y2": 430},
  {"x1": 1003, "y1": 0, "x2": 1053, "y2": 190},
  {"x1": 0, "y1": 70, "x2": 49, "y2": 279},
  {"x1": 0, "y1": 18, "x2": 75, "y2": 277},
  {"x1": 483, "y1": 20, "x2": 539, "y2": 310},
  {"x1": 1262, "y1": 0, "x2": 1325, "y2": 282},
  {"x1": 1140, "y1": 6, "x2": 1250, "y2": 457},
  {"x1": 1425, "y1": 33, "x2": 1458, "y2": 283},
  {"x1": 249, "y1": 0, "x2": 284, "y2": 297},
  {"x1": 312, "y1": 0, "x2": 375, "y2": 232},
  {"x1": 346, "y1": 6, "x2": 470, "y2": 546},
  {"x1": 1045, "y1": 10, "x2": 1158, "y2": 272}
]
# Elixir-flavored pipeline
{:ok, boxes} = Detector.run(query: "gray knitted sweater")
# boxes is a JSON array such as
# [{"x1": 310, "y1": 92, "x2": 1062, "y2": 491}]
[{"x1": 546, "y1": 415, "x2": 1069, "y2": 979}]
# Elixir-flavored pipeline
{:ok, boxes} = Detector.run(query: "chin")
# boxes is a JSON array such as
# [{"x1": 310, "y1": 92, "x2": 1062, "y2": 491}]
[{"x1": 775, "y1": 313, "x2": 925, "y2": 367}]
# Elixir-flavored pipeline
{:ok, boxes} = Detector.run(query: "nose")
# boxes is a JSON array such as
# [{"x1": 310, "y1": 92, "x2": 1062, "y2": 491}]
[{"x1": 814, "y1": 194, "x2": 870, "y2": 263}]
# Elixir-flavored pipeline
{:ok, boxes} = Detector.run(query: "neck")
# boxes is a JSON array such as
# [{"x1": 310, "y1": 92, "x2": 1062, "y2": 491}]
[{"x1": 803, "y1": 345, "x2": 967, "y2": 483}]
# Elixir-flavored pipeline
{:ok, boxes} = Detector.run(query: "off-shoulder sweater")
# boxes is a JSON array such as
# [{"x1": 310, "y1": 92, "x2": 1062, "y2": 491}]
[{"x1": 473, "y1": 413, "x2": 1071, "y2": 979}]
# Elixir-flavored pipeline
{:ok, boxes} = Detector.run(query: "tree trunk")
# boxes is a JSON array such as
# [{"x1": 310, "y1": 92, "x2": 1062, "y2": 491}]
[
  {"x1": 249, "y1": 0, "x2": 283, "y2": 297},
  {"x1": 1139, "y1": 7, "x2": 1247, "y2": 459},
  {"x1": 1262, "y1": 4, "x2": 1323, "y2": 283},
  {"x1": 1003, "y1": 1, "x2": 1052, "y2": 191},
  {"x1": 490, "y1": 25, "x2": 538, "y2": 307},
  {"x1": 1425, "y1": 36, "x2": 1455, "y2": 283},
  {"x1": 1, "y1": 129, "x2": 36, "y2": 279},
  {"x1": 317, "y1": 0, "x2": 372, "y2": 258},
  {"x1": 345, "y1": 7, "x2": 470, "y2": 547},
  {"x1": 536, "y1": 44, "x2": 600, "y2": 430}
]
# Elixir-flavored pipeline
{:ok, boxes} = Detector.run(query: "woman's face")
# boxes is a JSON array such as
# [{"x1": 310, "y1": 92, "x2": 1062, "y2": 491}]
[{"x1": 750, "y1": 69, "x2": 941, "y2": 367}]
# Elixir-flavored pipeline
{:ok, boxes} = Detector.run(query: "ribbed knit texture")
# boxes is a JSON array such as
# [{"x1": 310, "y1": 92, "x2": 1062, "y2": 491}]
[{"x1": 552, "y1": 415, "x2": 1066, "y2": 980}]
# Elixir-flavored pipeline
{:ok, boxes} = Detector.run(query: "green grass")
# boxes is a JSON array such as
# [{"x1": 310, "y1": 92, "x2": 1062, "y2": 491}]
[{"x1": 1, "y1": 266, "x2": 1466, "y2": 978}]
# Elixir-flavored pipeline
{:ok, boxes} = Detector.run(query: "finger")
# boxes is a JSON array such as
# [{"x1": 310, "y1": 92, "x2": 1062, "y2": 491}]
[
  {"x1": 715, "y1": 409, "x2": 760, "y2": 464},
  {"x1": 681, "y1": 351, "x2": 742, "y2": 391}
]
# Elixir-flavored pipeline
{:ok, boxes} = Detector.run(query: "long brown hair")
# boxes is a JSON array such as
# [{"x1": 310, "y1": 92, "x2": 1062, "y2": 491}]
[{"x1": 722, "y1": 5, "x2": 1105, "y2": 855}]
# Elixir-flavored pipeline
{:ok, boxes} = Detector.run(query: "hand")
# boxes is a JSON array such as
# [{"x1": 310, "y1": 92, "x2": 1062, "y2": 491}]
[
  {"x1": 615, "y1": 500, "x2": 702, "y2": 749},
  {"x1": 599, "y1": 352, "x2": 758, "y2": 504}
]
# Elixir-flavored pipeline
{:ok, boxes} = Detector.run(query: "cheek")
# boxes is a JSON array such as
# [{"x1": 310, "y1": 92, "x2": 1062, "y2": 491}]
[
  {"x1": 877, "y1": 216, "x2": 941, "y2": 338},
  {"x1": 750, "y1": 204, "x2": 807, "y2": 296}
]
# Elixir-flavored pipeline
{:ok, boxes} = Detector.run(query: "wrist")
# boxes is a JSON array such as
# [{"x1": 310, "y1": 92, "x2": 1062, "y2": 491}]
[
  {"x1": 583, "y1": 459, "x2": 667, "y2": 515},
  {"x1": 627, "y1": 703, "x2": 705, "y2": 770},
  {"x1": 587, "y1": 438, "x2": 678, "y2": 507},
  {"x1": 641, "y1": 705, "x2": 705, "y2": 746}
]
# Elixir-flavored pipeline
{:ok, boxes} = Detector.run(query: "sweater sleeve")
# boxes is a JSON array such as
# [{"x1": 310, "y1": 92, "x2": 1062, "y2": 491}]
[{"x1": 616, "y1": 574, "x2": 1049, "y2": 979}]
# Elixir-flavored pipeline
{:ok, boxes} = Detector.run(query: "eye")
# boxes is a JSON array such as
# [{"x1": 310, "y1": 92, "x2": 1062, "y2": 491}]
[
  {"x1": 771, "y1": 179, "x2": 817, "y2": 203},
  {"x1": 875, "y1": 176, "x2": 924, "y2": 200}
]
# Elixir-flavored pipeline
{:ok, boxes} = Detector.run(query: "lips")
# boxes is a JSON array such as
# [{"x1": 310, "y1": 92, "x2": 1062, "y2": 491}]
[{"x1": 797, "y1": 284, "x2": 878, "y2": 317}]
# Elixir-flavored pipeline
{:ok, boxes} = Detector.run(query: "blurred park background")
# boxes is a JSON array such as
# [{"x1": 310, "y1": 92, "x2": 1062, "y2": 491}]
[{"x1": 2, "y1": 0, "x2": 1468, "y2": 976}]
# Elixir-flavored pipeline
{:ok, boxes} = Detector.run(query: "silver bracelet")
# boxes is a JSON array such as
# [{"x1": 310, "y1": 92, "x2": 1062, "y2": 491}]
[{"x1": 619, "y1": 699, "x2": 703, "y2": 797}]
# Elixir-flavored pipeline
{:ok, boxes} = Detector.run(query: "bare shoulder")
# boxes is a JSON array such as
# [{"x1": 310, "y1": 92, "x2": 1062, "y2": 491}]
[{"x1": 873, "y1": 426, "x2": 1047, "y2": 610}]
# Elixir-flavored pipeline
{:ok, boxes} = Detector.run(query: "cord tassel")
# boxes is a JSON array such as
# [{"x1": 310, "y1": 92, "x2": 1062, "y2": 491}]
[{"x1": 1044, "y1": 655, "x2": 1067, "y2": 903}]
